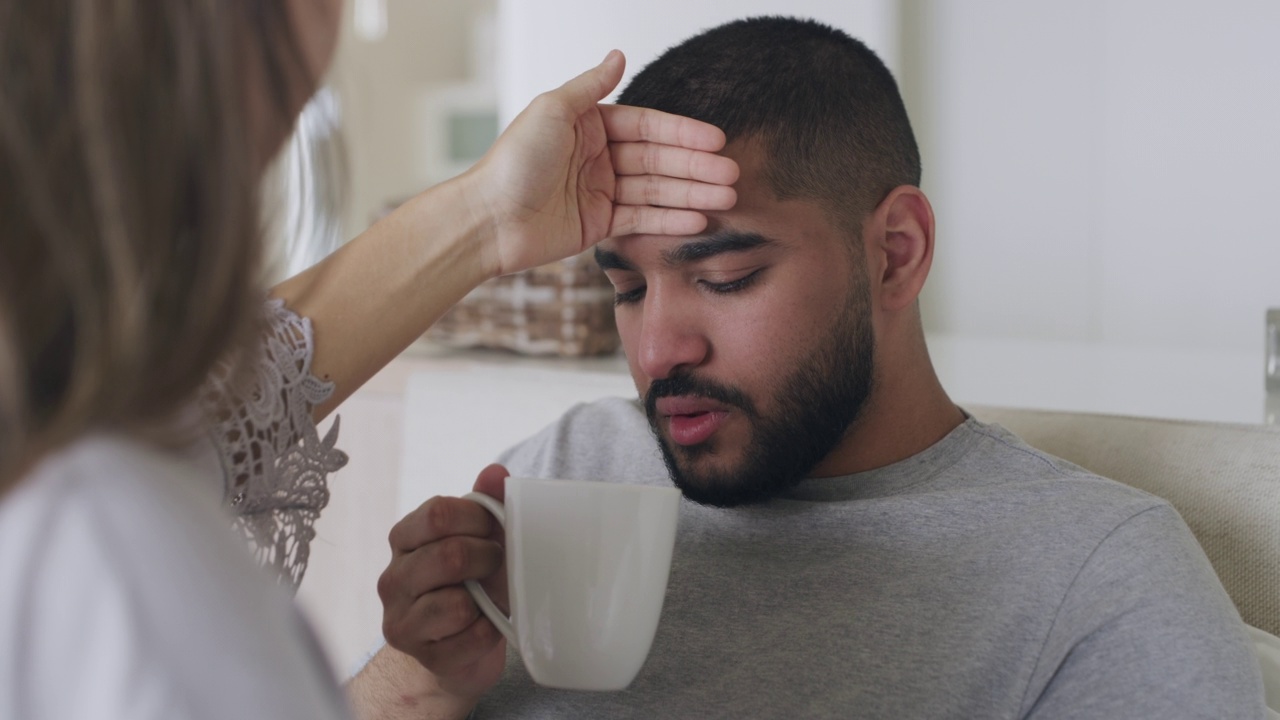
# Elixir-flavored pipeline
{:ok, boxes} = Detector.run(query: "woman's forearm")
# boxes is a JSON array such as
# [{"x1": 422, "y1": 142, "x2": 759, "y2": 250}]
[{"x1": 270, "y1": 174, "x2": 494, "y2": 421}]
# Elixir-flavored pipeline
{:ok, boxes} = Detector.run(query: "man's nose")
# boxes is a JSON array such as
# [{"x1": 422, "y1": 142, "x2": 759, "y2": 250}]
[{"x1": 635, "y1": 292, "x2": 710, "y2": 380}]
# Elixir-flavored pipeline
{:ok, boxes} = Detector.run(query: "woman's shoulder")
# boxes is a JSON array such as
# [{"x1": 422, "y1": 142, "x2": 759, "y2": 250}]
[
  {"x1": 6, "y1": 435, "x2": 236, "y2": 579},
  {"x1": 0, "y1": 436, "x2": 347, "y2": 719}
]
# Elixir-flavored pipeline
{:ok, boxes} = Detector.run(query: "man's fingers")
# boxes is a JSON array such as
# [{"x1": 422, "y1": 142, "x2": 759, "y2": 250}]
[
  {"x1": 424, "y1": 615, "x2": 505, "y2": 677},
  {"x1": 384, "y1": 589, "x2": 504, "y2": 670},
  {"x1": 472, "y1": 464, "x2": 508, "y2": 502},
  {"x1": 417, "y1": 586, "x2": 484, "y2": 643},
  {"x1": 382, "y1": 586, "x2": 480, "y2": 649},
  {"x1": 609, "y1": 206, "x2": 712, "y2": 238},
  {"x1": 602, "y1": 104, "x2": 727, "y2": 152},
  {"x1": 379, "y1": 536, "x2": 504, "y2": 603},
  {"x1": 610, "y1": 142, "x2": 740, "y2": 185},
  {"x1": 615, "y1": 176, "x2": 737, "y2": 213},
  {"x1": 388, "y1": 465, "x2": 507, "y2": 555},
  {"x1": 388, "y1": 496, "x2": 496, "y2": 554}
]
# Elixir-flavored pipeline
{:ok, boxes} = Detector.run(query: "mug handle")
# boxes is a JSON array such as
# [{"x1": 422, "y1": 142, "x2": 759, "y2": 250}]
[{"x1": 461, "y1": 492, "x2": 517, "y2": 648}]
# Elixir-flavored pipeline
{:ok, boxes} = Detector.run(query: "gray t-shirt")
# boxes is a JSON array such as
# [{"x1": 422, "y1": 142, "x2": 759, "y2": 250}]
[{"x1": 475, "y1": 397, "x2": 1264, "y2": 719}]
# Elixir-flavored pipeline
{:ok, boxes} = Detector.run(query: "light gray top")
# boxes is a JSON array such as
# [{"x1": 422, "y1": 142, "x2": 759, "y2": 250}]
[
  {"x1": 203, "y1": 298, "x2": 348, "y2": 590},
  {"x1": 475, "y1": 397, "x2": 1264, "y2": 719}
]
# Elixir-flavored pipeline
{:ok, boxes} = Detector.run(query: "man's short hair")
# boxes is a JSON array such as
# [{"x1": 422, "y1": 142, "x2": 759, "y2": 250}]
[{"x1": 619, "y1": 16, "x2": 920, "y2": 235}]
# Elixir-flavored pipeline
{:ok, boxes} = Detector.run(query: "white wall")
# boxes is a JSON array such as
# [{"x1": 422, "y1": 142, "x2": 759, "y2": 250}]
[
  {"x1": 913, "y1": 1, "x2": 1280, "y2": 355},
  {"x1": 494, "y1": 0, "x2": 899, "y2": 125},
  {"x1": 330, "y1": 0, "x2": 496, "y2": 233}
]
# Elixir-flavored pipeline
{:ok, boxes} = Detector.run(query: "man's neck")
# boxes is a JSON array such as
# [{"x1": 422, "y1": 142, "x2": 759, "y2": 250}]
[{"x1": 809, "y1": 346, "x2": 964, "y2": 478}]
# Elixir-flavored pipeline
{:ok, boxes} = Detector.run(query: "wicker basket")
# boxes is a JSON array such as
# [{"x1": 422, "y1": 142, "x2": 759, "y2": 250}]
[{"x1": 427, "y1": 251, "x2": 621, "y2": 357}]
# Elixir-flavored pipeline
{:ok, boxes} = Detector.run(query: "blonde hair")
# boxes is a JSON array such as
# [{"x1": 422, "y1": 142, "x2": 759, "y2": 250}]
[{"x1": 0, "y1": 1, "x2": 305, "y2": 491}]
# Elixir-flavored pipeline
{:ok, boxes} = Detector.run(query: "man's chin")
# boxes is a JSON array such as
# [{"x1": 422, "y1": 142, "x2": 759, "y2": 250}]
[{"x1": 661, "y1": 444, "x2": 785, "y2": 508}]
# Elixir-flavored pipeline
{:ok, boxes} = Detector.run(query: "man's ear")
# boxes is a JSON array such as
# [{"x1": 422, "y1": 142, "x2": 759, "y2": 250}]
[{"x1": 867, "y1": 186, "x2": 935, "y2": 312}]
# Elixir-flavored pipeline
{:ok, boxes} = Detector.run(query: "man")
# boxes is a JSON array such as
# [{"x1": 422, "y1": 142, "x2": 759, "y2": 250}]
[{"x1": 351, "y1": 17, "x2": 1264, "y2": 719}]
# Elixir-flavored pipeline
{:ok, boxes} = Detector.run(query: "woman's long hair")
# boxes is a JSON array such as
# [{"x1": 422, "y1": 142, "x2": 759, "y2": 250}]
[{"x1": 0, "y1": 1, "x2": 306, "y2": 491}]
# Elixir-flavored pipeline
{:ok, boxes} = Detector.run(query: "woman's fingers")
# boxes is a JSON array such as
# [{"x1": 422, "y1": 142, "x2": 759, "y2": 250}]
[
  {"x1": 605, "y1": 112, "x2": 740, "y2": 227},
  {"x1": 543, "y1": 50, "x2": 627, "y2": 120},
  {"x1": 607, "y1": 206, "x2": 712, "y2": 238},
  {"x1": 601, "y1": 104, "x2": 727, "y2": 152},
  {"x1": 614, "y1": 175, "x2": 737, "y2": 212},
  {"x1": 609, "y1": 142, "x2": 740, "y2": 185}
]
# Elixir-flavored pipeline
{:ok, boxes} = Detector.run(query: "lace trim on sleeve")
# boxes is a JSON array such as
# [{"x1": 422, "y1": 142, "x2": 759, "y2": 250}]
[{"x1": 202, "y1": 298, "x2": 348, "y2": 591}]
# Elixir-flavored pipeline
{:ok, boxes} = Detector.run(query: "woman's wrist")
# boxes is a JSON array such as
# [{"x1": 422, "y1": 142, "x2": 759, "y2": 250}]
[
  {"x1": 270, "y1": 170, "x2": 506, "y2": 418},
  {"x1": 397, "y1": 171, "x2": 499, "y2": 289}
]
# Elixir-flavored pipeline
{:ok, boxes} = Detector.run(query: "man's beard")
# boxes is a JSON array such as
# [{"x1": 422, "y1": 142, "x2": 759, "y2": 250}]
[{"x1": 643, "y1": 285, "x2": 875, "y2": 507}]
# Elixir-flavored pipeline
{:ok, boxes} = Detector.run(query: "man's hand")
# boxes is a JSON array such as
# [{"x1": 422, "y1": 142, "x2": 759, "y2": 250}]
[
  {"x1": 376, "y1": 465, "x2": 511, "y2": 707},
  {"x1": 460, "y1": 50, "x2": 740, "y2": 278}
]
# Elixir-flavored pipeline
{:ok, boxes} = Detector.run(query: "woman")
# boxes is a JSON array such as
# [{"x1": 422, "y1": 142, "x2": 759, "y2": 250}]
[{"x1": 0, "y1": 1, "x2": 738, "y2": 717}]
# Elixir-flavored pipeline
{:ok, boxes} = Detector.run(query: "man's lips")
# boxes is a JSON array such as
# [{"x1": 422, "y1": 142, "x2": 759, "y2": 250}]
[{"x1": 655, "y1": 397, "x2": 732, "y2": 446}]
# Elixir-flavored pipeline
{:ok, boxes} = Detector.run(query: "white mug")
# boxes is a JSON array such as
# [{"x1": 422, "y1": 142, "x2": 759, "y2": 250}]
[{"x1": 463, "y1": 477, "x2": 680, "y2": 691}]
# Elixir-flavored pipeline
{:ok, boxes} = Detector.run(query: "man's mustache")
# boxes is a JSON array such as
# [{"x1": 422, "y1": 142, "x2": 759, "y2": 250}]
[{"x1": 644, "y1": 373, "x2": 758, "y2": 420}]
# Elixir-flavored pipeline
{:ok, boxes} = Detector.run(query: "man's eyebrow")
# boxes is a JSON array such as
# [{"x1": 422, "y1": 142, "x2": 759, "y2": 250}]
[
  {"x1": 593, "y1": 231, "x2": 773, "y2": 272},
  {"x1": 662, "y1": 231, "x2": 772, "y2": 266},
  {"x1": 593, "y1": 246, "x2": 635, "y2": 272}
]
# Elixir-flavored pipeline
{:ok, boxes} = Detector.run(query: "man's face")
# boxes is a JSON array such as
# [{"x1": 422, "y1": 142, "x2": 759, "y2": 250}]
[{"x1": 597, "y1": 143, "x2": 876, "y2": 507}]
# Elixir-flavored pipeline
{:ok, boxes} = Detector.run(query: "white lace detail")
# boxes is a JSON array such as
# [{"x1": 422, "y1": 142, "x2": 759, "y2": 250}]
[{"x1": 202, "y1": 298, "x2": 348, "y2": 591}]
